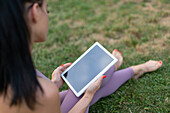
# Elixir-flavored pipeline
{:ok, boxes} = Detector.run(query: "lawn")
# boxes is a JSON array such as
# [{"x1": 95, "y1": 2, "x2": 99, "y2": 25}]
[{"x1": 32, "y1": 0, "x2": 170, "y2": 112}]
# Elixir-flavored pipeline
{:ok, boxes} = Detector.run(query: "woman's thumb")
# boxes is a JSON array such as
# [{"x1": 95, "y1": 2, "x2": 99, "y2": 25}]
[{"x1": 95, "y1": 75, "x2": 105, "y2": 85}]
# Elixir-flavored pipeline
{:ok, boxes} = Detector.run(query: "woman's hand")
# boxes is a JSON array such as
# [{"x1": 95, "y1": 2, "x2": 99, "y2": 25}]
[
  {"x1": 51, "y1": 63, "x2": 72, "y2": 88},
  {"x1": 69, "y1": 75, "x2": 105, "y2": 113},
  {"x1": 85, "y1": 75, "x2": 105, "y2": 96}
]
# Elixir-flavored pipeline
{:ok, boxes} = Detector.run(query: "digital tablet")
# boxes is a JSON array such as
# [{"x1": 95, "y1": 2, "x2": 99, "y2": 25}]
[{"x1": 61, "y1": 42, "x2": 118, "y2": 97}]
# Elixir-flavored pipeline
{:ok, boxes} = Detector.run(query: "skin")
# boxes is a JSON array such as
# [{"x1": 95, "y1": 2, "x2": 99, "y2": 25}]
[
  {"x1": 112, "y1": 49, "x2": 162, "y2": 80},
  {"x1": 0, "y1": 0, "x2": 104, "y2": 113},
  {"x1": 0, "y1": 0, "x2": 162, "y2": 113}
]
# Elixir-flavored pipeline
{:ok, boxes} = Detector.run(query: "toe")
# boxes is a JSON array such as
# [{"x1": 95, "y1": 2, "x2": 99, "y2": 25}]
[
  {"x1": 155, "y1": 61, "x2": 160, "y2": 68},
  {"x1": 155, "y1": 61, "x2": 162, "y2": 69},
  {"x1": 158, "y1": 60, "x2": 163, "y2": 67},
  {"x1": 112, "y1": 50, "x2": 116, "y2": 55},
  {"x1": 112, "y1": 50, "x2": 118, "y2": 57},
  {"x1": 112, "y1": 49, "x2": 118, "y2": 54}
]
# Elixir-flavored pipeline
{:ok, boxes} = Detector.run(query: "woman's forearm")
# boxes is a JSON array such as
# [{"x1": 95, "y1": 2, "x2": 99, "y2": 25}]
[
  {"x1": 69, "y1": 93, "x2": 94, "y2": 113},
  {"x1": 69, "y1": 76, "x2": 104, "y2": 113}
]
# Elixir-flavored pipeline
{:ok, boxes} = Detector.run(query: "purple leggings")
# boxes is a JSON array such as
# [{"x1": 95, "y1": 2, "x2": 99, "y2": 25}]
[
  {"x1": 36, "y1": 66, "x2": 134, "y2": 113},
  {"x1": 59, "y1": 66, "x2": 134, "y2": 113}
]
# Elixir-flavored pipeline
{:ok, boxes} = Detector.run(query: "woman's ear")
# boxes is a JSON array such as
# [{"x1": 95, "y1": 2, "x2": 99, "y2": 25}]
[{"x1": 29, "y1": 3, "x2": 41, "y2": 23}]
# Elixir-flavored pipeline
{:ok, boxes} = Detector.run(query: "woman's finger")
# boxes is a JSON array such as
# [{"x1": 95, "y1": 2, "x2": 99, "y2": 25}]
[
  {"x1": 85, "y1": 75, "x2": 104, "y2": 95},
  {"x1": 63, "y1": 63, "x2": 72, "y2": 68},
  {"x1": 57, "y1": 66, "x2": 65, "y2": 72},
  {"x1": 57, "y1": 63, "x2": 72, "y2": 72},
  {"x1": 93, "y1": 76, "x2": 103, "y2": 89},
  {"x1": 95, "y1": 76, "x2": 103, "y2": 85}
]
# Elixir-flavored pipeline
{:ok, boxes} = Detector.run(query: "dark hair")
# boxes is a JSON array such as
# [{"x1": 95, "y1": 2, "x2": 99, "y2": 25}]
[{"x1": 0, "y1": 0, "x2": 43, "y2": 110}]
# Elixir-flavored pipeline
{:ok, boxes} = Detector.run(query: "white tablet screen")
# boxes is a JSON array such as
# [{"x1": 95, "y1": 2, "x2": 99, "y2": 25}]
[{"x1": 63, "y1": 45, "x2": 114, "y2": 93}]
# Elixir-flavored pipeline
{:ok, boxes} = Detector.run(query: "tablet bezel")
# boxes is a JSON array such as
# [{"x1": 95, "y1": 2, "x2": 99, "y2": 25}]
[{"x1": 61, "y1": 42, "x2": 118, "y2": 97}]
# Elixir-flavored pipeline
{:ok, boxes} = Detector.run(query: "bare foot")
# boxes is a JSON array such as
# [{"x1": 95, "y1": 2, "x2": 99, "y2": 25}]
[
  {"x1": 131, "y1": 60, "x2": 163, "y2": 80},
  {"x1": 112, "y1": 49, "x2": 123, "y2": 71}
]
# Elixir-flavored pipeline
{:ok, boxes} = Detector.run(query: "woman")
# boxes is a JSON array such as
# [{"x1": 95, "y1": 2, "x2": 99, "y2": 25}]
[{"x1": 0, "y1": 0, "x2": 162, "y2": 113}]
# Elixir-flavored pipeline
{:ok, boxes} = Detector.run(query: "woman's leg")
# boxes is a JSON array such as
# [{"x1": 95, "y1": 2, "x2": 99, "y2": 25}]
[
  {"x1": 60, "y1": 49, "x2": 124, "y2": 113},
  {"x1": 89, "y1": 67, "x2": 134, "y2": 105},
  {"x1": 60, "y1": 47, "x2": 162, "y2": 113},
  {"x1": 90, "y1": 60, "x2": 163, "y2": 106},
  {"x1": 60, "y1": 66, "x2": 134, "y2": 113},
  {"x1": 59, "y1": 90, "x2": 68, "y2": 104}
]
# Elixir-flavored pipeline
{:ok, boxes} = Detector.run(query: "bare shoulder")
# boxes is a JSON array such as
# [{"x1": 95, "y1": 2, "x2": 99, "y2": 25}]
[
  {"x1": 35, "y1": 77, "x2": 62, "y2": 113},
  {"x1": 0, "y1": 77, "x2": 61, "y2": 113},
  {"x1": 37, "y1": 77, "x2": 59, "y2": 98}
]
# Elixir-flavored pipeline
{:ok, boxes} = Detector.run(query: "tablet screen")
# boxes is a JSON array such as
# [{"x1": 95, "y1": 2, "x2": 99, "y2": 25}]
[{"x1": 63, "y1": 45, "x2": 114, "y2": 93}]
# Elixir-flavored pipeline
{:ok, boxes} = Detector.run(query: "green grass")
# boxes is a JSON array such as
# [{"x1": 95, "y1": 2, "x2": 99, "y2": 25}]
[{"x1": 32, "y1": 0, "x2": 170, "y2": 112}]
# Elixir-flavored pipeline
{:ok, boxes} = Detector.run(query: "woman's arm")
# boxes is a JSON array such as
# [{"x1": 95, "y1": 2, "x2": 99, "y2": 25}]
[
  {"x1": 69, "y1": 93, "x2": 94, "y2": 113},
  {"x1": 69, "y1": 76, "x2": 104, "y2": 113},
  {"x1": 37, "y1": 77, "x2": 62, "y2": 113}
]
